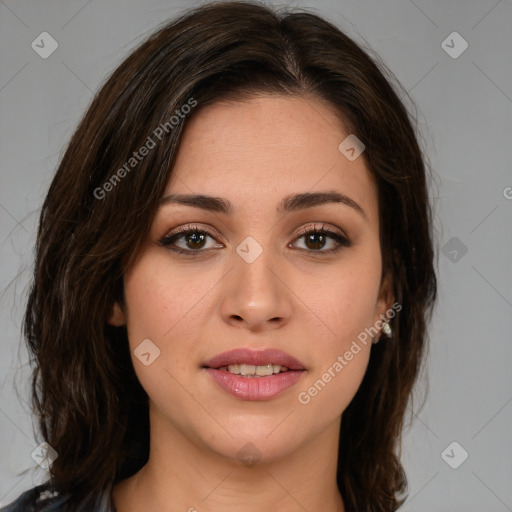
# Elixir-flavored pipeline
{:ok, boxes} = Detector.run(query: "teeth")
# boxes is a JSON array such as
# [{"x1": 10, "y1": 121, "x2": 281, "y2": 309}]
[{"x1": 218, "y1": 364, "x2": 289, "y2": 376}]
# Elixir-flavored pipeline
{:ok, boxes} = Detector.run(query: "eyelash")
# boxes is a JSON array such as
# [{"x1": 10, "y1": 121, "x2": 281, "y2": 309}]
[{"x1": 159, "y1": 223, "x2": 351, "y2": 256}]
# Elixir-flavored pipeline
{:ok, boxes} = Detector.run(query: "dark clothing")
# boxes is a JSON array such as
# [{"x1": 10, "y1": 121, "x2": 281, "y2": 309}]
[{"x1": 0, "y1": 483, "x2": 115, "y2": 512}]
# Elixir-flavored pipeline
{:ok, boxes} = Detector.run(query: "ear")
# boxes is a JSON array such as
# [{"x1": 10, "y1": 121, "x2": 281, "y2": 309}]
[
  {"x1": 375, "y1": 270, "x2": 394, "y2": 317},
  {"x1": 107, "y1": 301, "x2": 126, "y2": 326}
]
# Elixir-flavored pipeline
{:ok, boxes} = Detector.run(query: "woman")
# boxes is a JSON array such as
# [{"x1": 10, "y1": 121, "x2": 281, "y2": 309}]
[{"x1": 2, "y1": 1, "x2": 437, "y2": 511}]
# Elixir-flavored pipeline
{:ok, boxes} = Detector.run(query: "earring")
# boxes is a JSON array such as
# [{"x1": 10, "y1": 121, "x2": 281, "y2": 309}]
[
  {"x1": 372, "y1": 320, "x2": 394, "y2": 344},
  {"x1": 381, "y1": 321, "x2": 392, "y2": 338}
]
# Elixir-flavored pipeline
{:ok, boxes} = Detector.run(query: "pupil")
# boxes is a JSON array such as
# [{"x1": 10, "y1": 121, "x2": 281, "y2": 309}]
[
  {"x1": 307, "y1": 233, "x2": 325, "y2": 250},
  {"x1": 184, "y1": 232, "x2": 327, "y2": 251},
  {"x1": 187, "y1": 232, "x2": 206, "y2": 249}
]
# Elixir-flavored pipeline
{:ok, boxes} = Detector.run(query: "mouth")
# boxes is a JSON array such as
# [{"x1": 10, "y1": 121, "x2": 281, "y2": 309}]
[
  {"x1": 215, "y1": 363, "x2": 291, "y2": 377},
  {"x1": 202, "y1": 348, "x2": 306, "y2": 401},
  {"x1": 202, "y1": 347, "x2": 306, "y2": 371}
]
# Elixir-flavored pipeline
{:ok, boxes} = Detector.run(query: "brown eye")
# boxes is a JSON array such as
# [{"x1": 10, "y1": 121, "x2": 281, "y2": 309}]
[
  {"x1": 159, "y1": 223, "x2": 351, "y2": 257},
  {"x1": 160, "y1": 225, "x2": 223, "y2": 255},
  {"x1": 293, "y1": 225, "x2": 351, "y2": 254}
]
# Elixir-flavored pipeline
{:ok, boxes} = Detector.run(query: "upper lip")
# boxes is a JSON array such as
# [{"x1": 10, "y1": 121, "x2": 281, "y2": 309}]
[{"x1": 203, "y1": 348, "x2": 306, "y2": 370}]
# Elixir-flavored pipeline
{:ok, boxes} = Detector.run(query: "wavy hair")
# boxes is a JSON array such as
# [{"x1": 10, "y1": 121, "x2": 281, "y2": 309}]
[{"x1": 20, "y1": 1, "x2": 437, "y2": 510}]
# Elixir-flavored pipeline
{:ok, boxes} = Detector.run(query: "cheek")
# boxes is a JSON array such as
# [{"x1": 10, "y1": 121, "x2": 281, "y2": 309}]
[
  {"x1": 122, "y1": 250, "x2": 211, "y2": 345},
  {"x1": 120, "y1": 254, "x2": 203, "y2": 415},
  {"x1": 123, "y1": 263, "x2": 172, "y2": 344},
  {"x1": 297, "y1": 250, "x2": 382, "y2": 350},
  {"x1": 292, "y1": 249, "x2": 380, "y2": 412},
  {"x1": 297, "y1": 346, "x2": 371, "y2": 413},
  {"x1": 121, "y1": 252, "x2": 209, "y2": 385},
  {"x1": 296, "y1": 299, "x2": 374, "y2": 418}
]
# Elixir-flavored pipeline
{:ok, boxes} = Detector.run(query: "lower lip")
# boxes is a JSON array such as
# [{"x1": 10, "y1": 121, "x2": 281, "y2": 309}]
[{"x1": 203, "y1": 368, "x2": 306, "y2": 401}]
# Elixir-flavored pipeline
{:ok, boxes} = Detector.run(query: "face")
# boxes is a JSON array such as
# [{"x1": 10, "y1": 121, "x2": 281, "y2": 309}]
[{"x1": 109, "y1": 94, "x2": 393, "y2": 465}]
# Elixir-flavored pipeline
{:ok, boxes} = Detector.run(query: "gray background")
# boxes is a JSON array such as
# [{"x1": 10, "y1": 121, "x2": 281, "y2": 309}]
[{"x1": 1, "y1": 0, "x2": 511, "y2": 510}]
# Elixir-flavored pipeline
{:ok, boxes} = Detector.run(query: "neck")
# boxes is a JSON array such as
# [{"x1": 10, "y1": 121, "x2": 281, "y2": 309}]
[{"x1": 112, "y1": 404, "x2": 345, "y2": 512}]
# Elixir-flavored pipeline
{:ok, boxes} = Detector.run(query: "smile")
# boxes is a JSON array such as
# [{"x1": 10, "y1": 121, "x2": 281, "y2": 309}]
[
  {"x1": 218, "y1": 363, "x2": 288, "y2": 376},
  {"x1": 202, "y1": 348, "x2": 306, "y2": 400}
]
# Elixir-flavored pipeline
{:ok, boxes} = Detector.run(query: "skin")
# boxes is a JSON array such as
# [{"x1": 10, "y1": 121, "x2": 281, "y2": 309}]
[{"x1": 109, "y1": 94, "x2": 394, "y2": 512}]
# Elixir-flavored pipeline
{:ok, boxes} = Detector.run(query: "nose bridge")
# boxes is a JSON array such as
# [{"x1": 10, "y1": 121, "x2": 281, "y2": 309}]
[
  {"x1": 220, "y1": 232, "x2": 292, "y2": 328},
  {"x1": 233, "y1": 233, "x2": 280, "y2": 301}
]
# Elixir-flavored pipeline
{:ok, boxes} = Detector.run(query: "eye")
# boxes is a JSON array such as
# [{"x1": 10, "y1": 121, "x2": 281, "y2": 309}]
[
  {"x1": 159, "y1": 223, "x2": 351, "y2": 256},
  {"x1": 159, "y1": 224, "x2": 222, "y2": 255},
  {"x1": 291, "y1": 223, "x2": 351, "y2": 254}
]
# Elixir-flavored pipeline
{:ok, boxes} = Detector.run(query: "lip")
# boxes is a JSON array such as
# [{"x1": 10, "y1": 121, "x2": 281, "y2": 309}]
[
  {"x1": 203, "y1": 368, "x2": 305, "y2": 401},
  {"x1": 202, "y1": 348, "x2": 307, "y2": 401},
  {"x1": 202, "y1": 348, "x2": 306, "y2": 371}
]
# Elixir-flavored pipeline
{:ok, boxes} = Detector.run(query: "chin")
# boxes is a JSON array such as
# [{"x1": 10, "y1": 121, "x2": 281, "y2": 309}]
[{"x1": 195, "y1": 415, "x2": 307, "y2": 467}]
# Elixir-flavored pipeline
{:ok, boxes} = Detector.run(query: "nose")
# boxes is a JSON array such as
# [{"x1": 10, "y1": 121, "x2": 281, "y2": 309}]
[{"x1": 219, "y1": 246, "x2": 293, "y2": 332}]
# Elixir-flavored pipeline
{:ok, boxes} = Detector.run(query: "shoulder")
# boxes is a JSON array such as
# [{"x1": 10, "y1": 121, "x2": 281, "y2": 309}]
[
  {"x1": 0, "y1": 483, "x2": 65, "y2": 511},
  {"x1": 1, "y1": 482, "x2": 115, "y2": 512}
]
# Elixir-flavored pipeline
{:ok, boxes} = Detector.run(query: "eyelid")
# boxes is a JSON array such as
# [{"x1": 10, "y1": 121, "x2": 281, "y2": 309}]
[
  {"x1": 163, "y1": 223, "x2": 224, "y2": 241},
  {"x1": 295, "y1": 222, "x2": 348, "y2": 239},
  {"x1": 160, "y1": 222, "x2": 351, "y2": 254},
  {"x1": 163, "y1": 222, "x2": 346, "y2": 241}
]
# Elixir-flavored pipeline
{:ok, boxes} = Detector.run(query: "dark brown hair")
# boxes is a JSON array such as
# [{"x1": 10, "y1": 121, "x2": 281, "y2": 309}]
[{"x1": 20, "y1": 1, "x2": 437, "y2": 510}]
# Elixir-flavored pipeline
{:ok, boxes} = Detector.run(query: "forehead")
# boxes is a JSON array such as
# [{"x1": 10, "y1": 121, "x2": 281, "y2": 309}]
[{"x1": 164, "y1": 94, "x2": 378, "y2": 222}]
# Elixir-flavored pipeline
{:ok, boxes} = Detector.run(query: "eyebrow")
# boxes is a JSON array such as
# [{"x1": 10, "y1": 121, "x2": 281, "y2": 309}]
[{"x1": 159, "y1": 191, "x2": 367, "y2": 220}]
